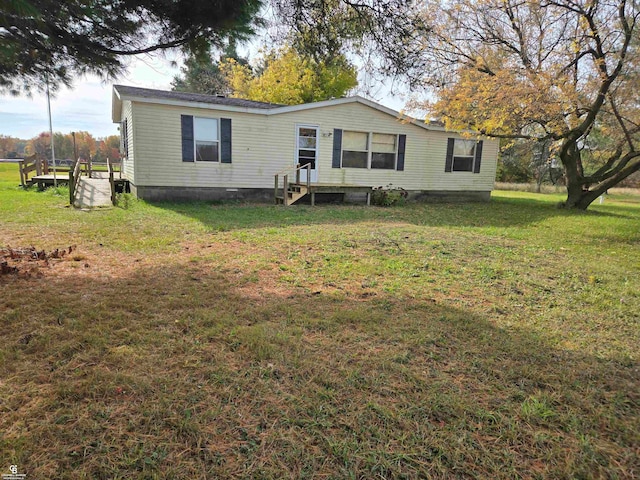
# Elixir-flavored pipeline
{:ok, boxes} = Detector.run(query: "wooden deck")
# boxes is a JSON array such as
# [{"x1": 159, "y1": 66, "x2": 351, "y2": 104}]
[
  {"x1": 276, "y1": 182, "x2": 373, "y2": 206},
  {"x1": 29, "y1": 173, "x2": 70, "y2": 189},
  {"x1": 305, "y1": 183, "x2": 373, "y2": 206},
  {"x1": 30, "y1": 172, "x2": 127, "y2": 191}
]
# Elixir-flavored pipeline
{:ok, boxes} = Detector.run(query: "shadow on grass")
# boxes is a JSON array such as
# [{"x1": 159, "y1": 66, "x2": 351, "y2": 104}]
[
  {"x1": 1, "y1": 261, "x2": 637, "y2": 479},
  {"x1": 146, "y1": 193, "x2": 634, "y2": 233}
]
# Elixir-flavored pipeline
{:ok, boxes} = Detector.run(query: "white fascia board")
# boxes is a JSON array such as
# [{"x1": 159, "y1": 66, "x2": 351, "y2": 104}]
[{"x1": 111, "y1": 86, "x2": 123, "y2": 123}]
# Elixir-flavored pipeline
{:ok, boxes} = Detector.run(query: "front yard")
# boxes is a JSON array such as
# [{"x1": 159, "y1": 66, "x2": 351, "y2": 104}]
[{"x1": 1, "y1": 162, "x2": 638, "y2": 479}]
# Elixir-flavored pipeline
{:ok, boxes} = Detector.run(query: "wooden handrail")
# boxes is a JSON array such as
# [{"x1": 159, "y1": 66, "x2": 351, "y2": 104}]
[
  {"x1": 274, "y1": 162, "x2": 311, "y2": 177},
  {"x1": 274, "y1": 163, "x2": 311, "y2": 205},
  {"x1": 69, "y1": 158, "x2": 83, "y2": 205},
  {"x1": 107, "y1": 157, "x2": 116, "y2": 206}
]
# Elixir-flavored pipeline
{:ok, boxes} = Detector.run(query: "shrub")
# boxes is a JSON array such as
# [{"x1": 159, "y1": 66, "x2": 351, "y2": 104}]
[
  {"x1": 371, "y1": 184, "x2": 408, "y2": 206},
  {"x1": 116, "y1": 192, "x2": 135, "y2": 209}
]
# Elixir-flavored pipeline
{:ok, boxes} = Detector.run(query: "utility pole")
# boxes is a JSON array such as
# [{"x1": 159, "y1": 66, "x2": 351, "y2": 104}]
[{"x1": 45, "y1": 72, "x2": 57, "y2": 187}]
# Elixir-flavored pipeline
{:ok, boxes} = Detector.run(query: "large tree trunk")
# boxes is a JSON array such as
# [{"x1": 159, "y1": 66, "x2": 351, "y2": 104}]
[
  {"x1": 559, "y1": 143, "x2": 605, "y2": 210},
  {"x1": 563, "y1": 186, "x2": 604, "y2": 210},
  {"x1": 560, "y1": 142, "x2": 640, "y2": 210}
]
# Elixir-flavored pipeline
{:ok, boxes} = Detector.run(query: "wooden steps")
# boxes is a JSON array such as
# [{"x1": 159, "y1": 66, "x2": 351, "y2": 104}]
[
  {"x1": 276, "y1": 183, "x2": 308, "y2": 205},
  {"x1": 274, "y1": 163, "x2": 373, "y2": 207}
]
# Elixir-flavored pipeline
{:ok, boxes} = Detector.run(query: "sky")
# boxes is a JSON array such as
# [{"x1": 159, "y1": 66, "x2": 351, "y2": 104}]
[
  {"x1": 0, "y1": 52, "x2": 184, "y2": 140},
  {"x1": 0, "y1": 50, "x2": 408, "y2": 141}
]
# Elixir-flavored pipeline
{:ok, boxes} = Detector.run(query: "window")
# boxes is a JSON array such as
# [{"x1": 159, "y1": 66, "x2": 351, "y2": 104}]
[
  {"x1": 341, "y1": 131, "x2": 398, "y2": 169},
  {"x1": 452, "y1": 139, "x2": 475, "y2": 172},
  {"x1": 342, "y1": 131, "x2": 369, "y2": 168},
  {"x1": 332, "y1": 129, "x2": 405, "y2": 171},
  {"x1": 181, "y1": 116, "x2": 232, "y2": 163},
  {"x1": 194, "y1": 117, "x2": 219, "y2": 162},
  {"x1": 371, "y1": 133, "x2": 397, "y2": 169},
  {"x1": 445, "y1": 138, "x2": 482, "y2": 173}
]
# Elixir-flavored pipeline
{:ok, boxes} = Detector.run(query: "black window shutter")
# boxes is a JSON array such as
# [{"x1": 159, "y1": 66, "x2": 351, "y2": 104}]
[
  {"x1": 332, "y1": 129, "x2": 342, "y2": 168},
  {"x1": 445, "y1": 138, "x2": 454, "y2": 172},
  {"x1": 396, "y1": 134, "x2": 406, "y2": 171},
  {"x1": 120, "y1": 121, "x2": 124, "y2": 155},
  {"x1": 125, "y1": 120, "x2": 129, "y2": 158},
  {"x1": 181, "y1": 115, "x2": 194, "y2": 162},
  {"x1": 221, "y1": 118, "x2": 232, "y2": 163},
  {"x1": 121, "y1": 120, "x2": 128, "y2": 158},
  {"x1": 473, "y1": 140, "x2": 483, "y2": 173}
]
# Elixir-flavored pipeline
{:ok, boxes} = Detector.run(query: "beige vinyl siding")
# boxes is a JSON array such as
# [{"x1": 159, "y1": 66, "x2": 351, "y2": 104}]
[
  {"x1": 423, "y1": 133, "x2": 499, "y2": 191},
  {"x1": 132, "y1": 102, "x2": 278, "y2": 188},
  {"x1": 130, "y1": 100, "x2": 498, "y2": 191},
  {"x1": 120, "y1": 100, "x2": 135, "y2": 182}
]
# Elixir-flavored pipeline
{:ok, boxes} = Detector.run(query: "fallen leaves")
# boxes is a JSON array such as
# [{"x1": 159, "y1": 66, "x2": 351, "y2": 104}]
[{"x1": 0, "y1": 245, "x2": 77, "y2": 277}]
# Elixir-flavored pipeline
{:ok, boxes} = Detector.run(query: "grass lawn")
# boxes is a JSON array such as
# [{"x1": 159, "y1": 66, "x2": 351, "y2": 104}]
[{"x1": 1, "y1": 162, "x2": 638, "y2": 479}]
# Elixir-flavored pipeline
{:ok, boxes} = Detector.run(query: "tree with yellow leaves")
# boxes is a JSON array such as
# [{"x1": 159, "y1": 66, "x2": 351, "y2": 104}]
[
  {"x1": 417, "y1": 0, "x2": 640, "y2": 209},
  {"x1": 221, "y1": 48, "x2": 358, "y2": 105}
]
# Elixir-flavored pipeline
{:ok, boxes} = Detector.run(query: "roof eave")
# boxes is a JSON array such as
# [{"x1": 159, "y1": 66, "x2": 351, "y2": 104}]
[
  {"x1": 115, "y1": 93, "x2": 274, "y2": 115},
  {"x1": 110, "y1": 85, "x2": 474, "y2": 134}
]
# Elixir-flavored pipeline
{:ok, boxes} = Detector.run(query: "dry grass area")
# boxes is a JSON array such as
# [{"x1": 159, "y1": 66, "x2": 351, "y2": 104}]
[
  {"x1": 495, "y1": 181, "x2": 640, "y2": 197},
  {"x1": 1, "y1": 164, "x2": 639, "y2": 479}
]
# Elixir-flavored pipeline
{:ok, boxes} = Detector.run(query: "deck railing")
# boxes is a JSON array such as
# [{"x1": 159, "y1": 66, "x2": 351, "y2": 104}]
[
  {"x1": 274, "y1": 163, "x2": 311, "y2": 205},
  {"x1": 18, "y1": 154, "x2": 48, "y2": 187},
  {"x1": 107, "y1": 157, "x2": 117, "y2": 206},
  {"x1": 69, "y1": 158, "x2": 83, "y2": 205}
]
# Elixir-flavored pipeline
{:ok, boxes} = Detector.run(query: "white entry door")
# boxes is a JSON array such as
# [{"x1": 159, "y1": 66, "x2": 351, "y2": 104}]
[{"x1": 296, "y1": 125, "x2": 319, "y2": 183}]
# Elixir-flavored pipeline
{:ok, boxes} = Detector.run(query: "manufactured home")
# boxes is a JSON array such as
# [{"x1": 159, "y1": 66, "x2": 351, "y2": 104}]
[{"x1": 111, "y1": 85, "x2": 498, "y2": 204}]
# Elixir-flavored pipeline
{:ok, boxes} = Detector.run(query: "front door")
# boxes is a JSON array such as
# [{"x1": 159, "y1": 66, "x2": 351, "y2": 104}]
[{"x1": 296, "y1": 125, "x2": 319, "y2": 183}]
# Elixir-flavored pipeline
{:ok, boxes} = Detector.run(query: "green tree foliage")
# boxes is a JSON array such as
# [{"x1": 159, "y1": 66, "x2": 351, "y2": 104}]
[
  {"x1": 222, "y1": 48, "x2": 358, "y2": 105},
  {"x1": 171, "y1": 42, "x2": 248, "y2": 96},
  {"x1": 1, "y1": 0, "x2": 262, "y2": 94},
  {"x1": 498, "y1": 139, "x2": 563, "y2": 190},
  {"x1": 53, "y1": 132, "x2": 74, "y2": 160},
  {"x1": 172, "y1": 55, "x2": 230, "y2": 97},
  {"x1": 417, "y1": 0, "x2": 640, "y2": 209},
  {"x1": 271, "y1": 0, "x2": 429, "y2": 85}
]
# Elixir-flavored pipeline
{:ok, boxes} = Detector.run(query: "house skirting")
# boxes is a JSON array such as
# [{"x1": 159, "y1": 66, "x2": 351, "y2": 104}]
[
  {"x1": 344, "y1": 190, "x2": 491, "y2": 203},
  {"x1": 410, "y1": 190, "x2": 491, "y2": 202},
  {"x1": 130, "y1": 185, "x2": 274, "y2": 202},
  {"x1": 130, "y1": 184, "x2": 491, "y2": 203}
]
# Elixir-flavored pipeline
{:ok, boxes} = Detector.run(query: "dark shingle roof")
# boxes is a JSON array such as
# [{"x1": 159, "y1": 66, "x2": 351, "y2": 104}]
[{"x1": 114, "y1": 85, "x2": 281, "y2": 109}]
